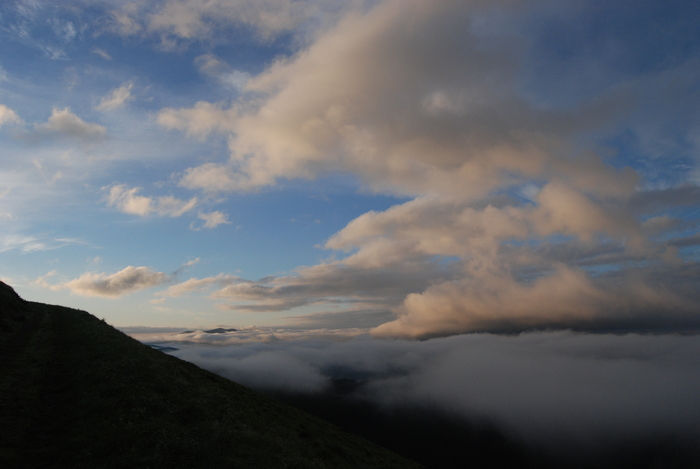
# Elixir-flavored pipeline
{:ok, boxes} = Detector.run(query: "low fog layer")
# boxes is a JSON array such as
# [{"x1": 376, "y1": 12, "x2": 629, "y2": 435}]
[{"x1": 166, "y1": 331, "x2": 700, "y2": 453}]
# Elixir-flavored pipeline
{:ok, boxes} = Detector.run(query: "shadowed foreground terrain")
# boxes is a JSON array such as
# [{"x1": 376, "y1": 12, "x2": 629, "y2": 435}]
[{"x1": 0, "y1": 282, "x2": 420, "y2": 468}]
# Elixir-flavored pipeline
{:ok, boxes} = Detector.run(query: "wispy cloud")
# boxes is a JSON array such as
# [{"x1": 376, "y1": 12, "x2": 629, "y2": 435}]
[
  {"x1": 108, "y1": 0, "x2": 365, "y2": 44},
  {"x1": 104, "y1": 184, "x2": 198, "y2": 218},
  {"x1": 0, "y1": 234, "x2": 47, "y2": 253},
  {"x1": 191, "y1": 210, "x2": 231, "y2": 230},
  {"x1": 91, "y1": 47, "x2": 112, "y2": 60},
  {"x1": 0, "y1": 234, "x2": 85, "y2": 253},
  {"x1": 160, "y1": 273, "x2": 244, "y2": 298},
  {"x1": 158, "y1": 103, "x2": 237, "y2": 140},
  {"x1": 194, "y1": 53, "x2": 251, "y2": 89},
  {"x1": 95, "y1": 81, "x2": 134, "y2": 111}
]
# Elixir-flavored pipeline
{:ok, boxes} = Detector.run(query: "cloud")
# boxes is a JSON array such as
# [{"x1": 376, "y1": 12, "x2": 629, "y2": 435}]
[
  {"x1": 1, "y1": 234, "x2": 52, "y2": 253},
  {"x1": 104, "y1": 184, "x2": 198, "y2": 217},
  {"x1": 158, "y1": 102, "x2": 237, "y2": 140},
  {"x1": 194, "y1": 53, "x2": 252, "y2": 89},
  {"x1": 95, "y1": 81, "x2": 134, "y2": 111},
  {"x1": 178, "y1": 163, "x2": 243, "y2": 191},
  {"x1": 109, "y1": 0, "x2": 367, "y2": 44},
  {"x1": 0, "y1": 104, "x2": 22, "y2": 127},
  {"x1": 32, "y1": 107, "x2": 107, "y2": 142},
  {"x1": 286, "y1": 308, "x2": 396, "y2": 330},
  {"x1": 192, "y1": 350, "x2": 327, "y2": 393},
  {"x1": 181, "y1": 258, "x2": 200, "y2": 268},
  {"x1": 126, "y1": 325, "x2": 366, "y2": 346},
  {"x1": 91, "y1": 47, "x2": 112, "y2": 60},
  {"x1": 191, "y1": 210, "x2": 231, "y2": 230},
  {"x1": 162, "y1": 0, "x2": 638, "y2": 198},
  {"x1": 152, "y1": 0, "x2": 700, "y2": 336},
  {"x1": 161, "y1": 273, "x2": 243, "y2": 297},
  {"x1": 210, "y1": 257, "x2": 458, "y2": 313},
  {"x1": 166, "y1": 331, "x2": 700, "y2": 453},
  {"x1": 107, "y1": 5, "x2": 143, "y2": 36},
  {"x1": 374, "y1": 265, "x2": 700, "y2": 338},
  {"x1": 56, "y1": 266, "x2": 167, "y2": 298}
]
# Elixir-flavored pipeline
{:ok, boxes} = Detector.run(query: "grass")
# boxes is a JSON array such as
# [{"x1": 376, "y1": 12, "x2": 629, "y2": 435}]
[{"x1": 0, "y1": 287, "x2": 422, "y2": 468}]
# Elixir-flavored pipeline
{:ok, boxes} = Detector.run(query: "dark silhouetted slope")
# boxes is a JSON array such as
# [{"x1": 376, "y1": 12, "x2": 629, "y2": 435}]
[
  {"x1": 0, "y1": 281, "x2": 29, "y2": 332},
  {"x1": 0, "y1": 283, "x2": 421, "y2": 469}
]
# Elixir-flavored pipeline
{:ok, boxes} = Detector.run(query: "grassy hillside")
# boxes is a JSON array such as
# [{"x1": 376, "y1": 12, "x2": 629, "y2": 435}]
[{"x1": 0, "y1": 282, "x2": 421, "y2": 469}]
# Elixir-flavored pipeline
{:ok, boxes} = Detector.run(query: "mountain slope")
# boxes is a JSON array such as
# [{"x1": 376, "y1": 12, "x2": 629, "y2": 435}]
[{"x1": 0, "y1": 283, "x2": 421, "y2": 468}]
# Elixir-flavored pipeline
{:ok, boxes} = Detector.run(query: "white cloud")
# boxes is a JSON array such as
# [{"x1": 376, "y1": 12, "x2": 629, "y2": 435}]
[
  {"x1": 193, "y1": 211, "x2": 231, "y2": 230},
  {"x1": 33, "y1": 107, "x2": 107, "y2": 142},
  {"x1": 0, "y1": 104, "x2": 22, "y2": 127},
  {"x1": 95, "y1": 81, "x2": 134, "y2": 111},
  {"x1": 104, "y1": 184, "x2": 198, "y2": 218},
  {"x1": 181, "y1": 258, "x2": 200, "y2": 268},
  {"x1": 56, "y1": 266, "x2": 168, "y2": 298}
]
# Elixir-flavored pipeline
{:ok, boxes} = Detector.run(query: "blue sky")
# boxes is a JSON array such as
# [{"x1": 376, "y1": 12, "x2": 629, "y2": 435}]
[{"x1": 1, "y1": 0, "x2": 700, "y2": 333}]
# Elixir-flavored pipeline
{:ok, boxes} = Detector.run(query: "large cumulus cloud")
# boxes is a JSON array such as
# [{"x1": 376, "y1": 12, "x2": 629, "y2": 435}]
[{"x1": 158, "y1": 0, "x2": 700, "y2": 336}]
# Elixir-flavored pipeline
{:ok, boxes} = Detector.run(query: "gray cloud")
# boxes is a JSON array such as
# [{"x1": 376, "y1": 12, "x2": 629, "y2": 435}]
[
  {"x1": 629, "y1": 184, "x2": 700, "y2": 214},
  {"x1": 29, "y1": 107, "x2": 107, "y2": 143},
  {"x1": 285, "y1": 308, "x2": 396, "y2": 330},
  {"x1": 210, "y1": 259, "x2": 458, "y2": 313},
  {"x1": 167, "y1": 331, "x2": 700, "y2": 451}
]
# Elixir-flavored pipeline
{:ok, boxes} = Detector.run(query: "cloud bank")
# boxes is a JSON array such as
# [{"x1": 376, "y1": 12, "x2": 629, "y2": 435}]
[{"x1": 166, "y1": 331, "x2": 700, "y2": 456}]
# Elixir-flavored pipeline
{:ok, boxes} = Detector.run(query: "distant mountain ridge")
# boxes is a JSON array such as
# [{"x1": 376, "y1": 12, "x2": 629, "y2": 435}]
[
  {"x1": 179, "y1": 327, "x2": 239, "y2": 334},
  {"x1": 0, "y1": 282, "x2": 420, "y2": 469}
]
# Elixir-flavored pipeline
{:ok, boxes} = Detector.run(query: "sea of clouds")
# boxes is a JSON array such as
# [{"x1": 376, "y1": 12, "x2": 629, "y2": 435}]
[{"x1": 130, "y1": 327, "x2": 700, "y2": 458}]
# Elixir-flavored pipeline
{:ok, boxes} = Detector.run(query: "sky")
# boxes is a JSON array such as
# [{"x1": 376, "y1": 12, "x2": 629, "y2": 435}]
[
  {"x1": 1, "y1": 0, "x2": 700, "y2": 335},
  {"x1": 3, "y1": 1, "x2": 700, "y2": 462}
]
